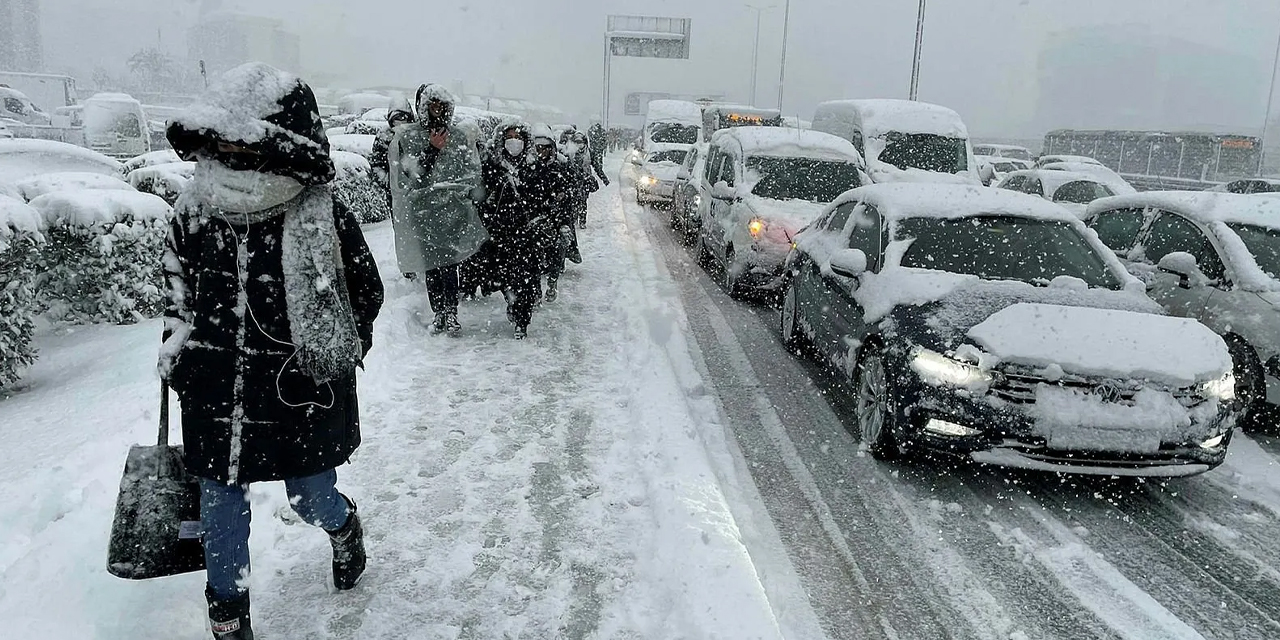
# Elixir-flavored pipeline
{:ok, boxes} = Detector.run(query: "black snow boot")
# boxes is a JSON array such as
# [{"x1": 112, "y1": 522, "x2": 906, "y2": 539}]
[
  {"x1": 206, "y1": 587, "x2": 254, "y2": 640},
  {"x1": 328, "y1": 496, "x2": 366, "y2": 590}
]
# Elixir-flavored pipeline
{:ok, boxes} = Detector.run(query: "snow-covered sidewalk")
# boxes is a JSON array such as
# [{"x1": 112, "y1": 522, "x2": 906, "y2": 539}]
[{"x1": 1, "y1": 178, "x2": 819, "y2": 638}]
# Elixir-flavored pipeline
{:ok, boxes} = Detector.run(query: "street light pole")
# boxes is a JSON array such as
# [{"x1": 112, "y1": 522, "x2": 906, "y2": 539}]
[
  {"x1": 1261, "y1": 25, "x2": 1280, "y2": 175},
  {"x1": 746, "y1": 4, "x2": 775, "y2": 107},
  {"x1": 777, "y1": 0, "x2": 792, "y2": 111},
  {"x1": 909, "y1": 0, "x2": 927, "y2": 100}
]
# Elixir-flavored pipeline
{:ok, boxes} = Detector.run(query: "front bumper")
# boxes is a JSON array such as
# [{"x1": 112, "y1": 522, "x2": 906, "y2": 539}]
[
  {"x1": 637, "y1": 179, "x2": 675, "y2": 201},
  {"x1": 893, "y1": 360, "x2": 1235, "y2": 477}
]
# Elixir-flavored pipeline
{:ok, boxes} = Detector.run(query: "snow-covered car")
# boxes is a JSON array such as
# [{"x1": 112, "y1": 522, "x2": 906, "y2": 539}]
[
  {"x1": 1085, "y1": 191, "x2": 1280, "y2": 433},
  {"x1": 696, "y1": 128, "x2": 868, "y2": 297},
  {"x1": 81, "y1": 93, "x2": 151, "y2": 158},
  {"x1": 635, "y1": 144, "x2": 690, "y2": 205},
  {"x1": 0, "y1": 139, "x2": 123, "y2": 184},
  {"x1": 972, "y1": 143, "x2": 1034, "y2": 162},
  {"x1": 1, "y1": 87, "x2": 52, "y2": 126},
  {"x1": 15, "y1": 171, "x2": 135, "y2": 201},
  {"x1": 1037, "y1": 154, "x2": 1104, "y2": 168},
  {"x1": 1209, "y1": 178, "x2": 1280, "y2": 195},
  {"x1": 995, "y1": 169, "x2": 1118, "y2": 218},
  {"x1": 976, "y1": 155, "x2": 1028, "y2": 186},
  {"x1": 811, "y1": 99, "x2": 981, "y2": 185},
  {"x1": 670, "y1": 142, "x2": 709, "y2": 244},
  {"x1": 779, "y1": 184, "x2": 1238, "y2": 476},
  {"x1": 1040, "y1": 161, "x2": 1136, "y2": 195}
]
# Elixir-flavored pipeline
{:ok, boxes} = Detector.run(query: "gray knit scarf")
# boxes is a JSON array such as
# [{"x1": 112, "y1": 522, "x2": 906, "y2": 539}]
[{"x1": 199, "y1": 182, "x2": 362, "y2": 385}]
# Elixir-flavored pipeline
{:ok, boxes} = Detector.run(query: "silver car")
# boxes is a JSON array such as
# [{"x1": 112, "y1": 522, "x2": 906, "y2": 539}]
[{"x1": 1086, "y1": 191, "x2": 1280, "y2": 433}]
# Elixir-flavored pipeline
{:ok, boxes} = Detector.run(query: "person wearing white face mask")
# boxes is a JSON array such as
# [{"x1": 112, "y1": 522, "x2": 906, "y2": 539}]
[
  {"x1": 162, "y1": 63, "x2": 385, "y2": 640},
  {"x1": 478, "y1": 120, "x2": 563, "y2": 338}
]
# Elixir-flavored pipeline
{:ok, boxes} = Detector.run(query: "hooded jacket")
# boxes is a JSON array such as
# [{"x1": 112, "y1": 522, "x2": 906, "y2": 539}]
[
  {"x1": 371, "y1": 97, "x2": 415, "y2": 185},
  {"x1": 161, "y1": 63, "x2": 384, "y2": 484},
  {"x1": 388, "y1": 83, "x2": 487, "y2": 273}
]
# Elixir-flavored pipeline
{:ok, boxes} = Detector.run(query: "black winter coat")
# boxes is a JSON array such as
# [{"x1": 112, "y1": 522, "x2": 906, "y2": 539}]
[
  {"x1": 164, "y1": 196, "x2": 384, "y2": 484},
  {"x1": 480, "y1": 151, "x2": 569, "y2": 286}
]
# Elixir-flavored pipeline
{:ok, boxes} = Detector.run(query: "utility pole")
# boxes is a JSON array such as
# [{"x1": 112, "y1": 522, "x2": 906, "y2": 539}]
[
  {"x1": 1261, "y1": 24, "x2": 1280, "y2": 175},
  {"x1": 777, "y1": 0, "x2": 792, "y2": 111},
  {"x1": 909, "y1": 0, "x2": 927, "y2": 100},
  {"x1": 746, "y1": 4, "x2": 775, "y2": 107}
]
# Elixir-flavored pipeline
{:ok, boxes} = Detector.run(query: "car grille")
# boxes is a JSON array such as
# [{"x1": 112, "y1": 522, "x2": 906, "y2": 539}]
[{"x1": 989, "y1": 367, "x2": 1202, "y2": 407}]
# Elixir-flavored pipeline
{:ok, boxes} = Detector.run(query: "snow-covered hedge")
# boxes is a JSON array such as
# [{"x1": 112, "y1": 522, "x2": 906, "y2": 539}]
[
  {"x1": 0, "y1": 197, "x2": 44, "y2": 387},
  {"x1": 331, "y1": 150, "x2": 389, "y2": 224},
  {"x1": 28, "y1": 190, "x2": 173, "y2": 325},
  {"x1": 127, "y1": 161, "x2": 196, "y2": 204}
]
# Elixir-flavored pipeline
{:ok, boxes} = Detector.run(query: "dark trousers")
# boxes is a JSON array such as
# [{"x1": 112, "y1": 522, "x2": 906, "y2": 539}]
[{"x1": 425, "y1": 265, "x2": 460, "y2": 315}]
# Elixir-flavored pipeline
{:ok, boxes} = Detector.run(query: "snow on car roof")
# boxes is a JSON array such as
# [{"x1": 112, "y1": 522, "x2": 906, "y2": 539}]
[
  {"x1": 1002, "y1": 169, "x2": 1110, "y2": 194},
  {"x1": 0, "y1": 139, "x2": 122, "y2": 183},
  {"x1": 84, "y1": 92, "x2": 142, "y2": 105},
  {"x1": 975, "y1": 143, "x2": 1031, "y2": 152},
  {"x1": 1040, "y1": 154, "x2": 1102, "y2": 165},
  {"x1": 839, "y1": 183, "x2": 1079, "y2": 222},
  {"x1": 1087, "y1": 190, "x2": 1280, "y2": 228},
  {"x1": 815, "y1": 99, "x2": 968, "y2": 138},
  {"x1": 712, "y1": 127, "x2": 863, "y2": 163},
  {"x1": 646, "y1": 100, "x2": 702, "y2": 123}
]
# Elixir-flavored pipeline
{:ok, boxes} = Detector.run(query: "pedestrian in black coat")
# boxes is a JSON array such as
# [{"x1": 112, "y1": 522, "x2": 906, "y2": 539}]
[
  {"x1": 528, "y1": 126, "x2": 574, "y2": 301},
  {"x1": 479, "y1": 120, "x2": 546, "y2": 337},
  {"x1": 162, "y1": 62, "x2": 384, "y2": 640}
]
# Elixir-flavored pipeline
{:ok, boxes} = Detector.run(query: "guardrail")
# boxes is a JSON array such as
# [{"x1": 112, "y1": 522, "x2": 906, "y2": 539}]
[{"x1": 1120, "y1": 173, "x2": 1223, "y2": 192}]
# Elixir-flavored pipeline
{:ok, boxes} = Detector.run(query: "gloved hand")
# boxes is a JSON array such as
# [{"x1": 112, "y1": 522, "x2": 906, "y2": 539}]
[{"x1": 603, "y1": 176, "x2": 611, "y2": 186}]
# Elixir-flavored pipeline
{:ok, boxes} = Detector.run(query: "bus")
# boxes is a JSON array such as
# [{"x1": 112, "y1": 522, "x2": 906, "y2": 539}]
[
  {"x1": 700, "y1": 104, "x2": 783, "y2": 142},
  {"x1": 1042, "y1": 129, "x2": 1261, "y2": 184}
]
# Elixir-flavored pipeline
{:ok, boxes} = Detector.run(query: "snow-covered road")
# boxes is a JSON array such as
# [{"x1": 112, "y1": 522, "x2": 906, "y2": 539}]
[
  {"x1": 0, "y1": 173, "x2": 824, "y2": 638},
  {"x1": 3, "y1": 157, "x2": 1280, "y2": 639}
]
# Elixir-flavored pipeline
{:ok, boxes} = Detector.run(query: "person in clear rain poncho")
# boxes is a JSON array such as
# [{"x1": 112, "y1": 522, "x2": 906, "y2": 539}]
[
  {"x1": 161, "y1": 63, "x2": 385, "y2": 640},
  {"x1": 388, "y1": 83, "x2": 487, "y2": 335}
]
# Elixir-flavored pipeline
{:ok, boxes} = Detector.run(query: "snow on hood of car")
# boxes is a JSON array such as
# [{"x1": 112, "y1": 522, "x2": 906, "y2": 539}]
[
  {"x1": 0, "y1": 139, "x2": 122, "y2": 184},
  {"x1": 16, "y1": 172, "x2": 135, "y2": 201},
  {"x1": 28, "y1": 189, "x2": 172, "y2": 228},
  {"x1": 966, "y1": 302, "x2": 1230, "y2": 386},
  {"x1": 745, "y1": 196, "x2": 829, "y2": 231},
  {"x1": 645, "y1": 163, "x2": 682, "y2": 181}
]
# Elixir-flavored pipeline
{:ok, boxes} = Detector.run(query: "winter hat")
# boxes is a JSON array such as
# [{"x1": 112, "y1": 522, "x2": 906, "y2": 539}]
[
  {"x1": 386, "y1": 96, "x2": 414, "y2": 125},
  {"x1": 416, "y1": 83, "x2": 457, "y2": 127},
  {"x1": 529, "y1": 123, "x2": 557, "y2": 147},
  {"x1": 167, "y1": 62, "x2": 335, "y2": 186}
]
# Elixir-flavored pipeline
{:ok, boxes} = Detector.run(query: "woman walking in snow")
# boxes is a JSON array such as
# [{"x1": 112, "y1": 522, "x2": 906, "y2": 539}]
[
  {"x1": 161, "y1": 62, "x2": 384, "y2": 640},
  {"x1": 388, "y1": 84, "x2": 487, "y2": 334},
  {"x1": 527, "y1": 125, "x2": 573, "y2": 302}
]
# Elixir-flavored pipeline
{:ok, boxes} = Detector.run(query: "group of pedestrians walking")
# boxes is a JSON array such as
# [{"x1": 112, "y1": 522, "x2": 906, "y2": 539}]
[
  {"x1": 375, "y1": 84, "x2": 608, "y2": 339},
  {"x1": 154, "y1": 63, "x2": 613, "y2": 639}
]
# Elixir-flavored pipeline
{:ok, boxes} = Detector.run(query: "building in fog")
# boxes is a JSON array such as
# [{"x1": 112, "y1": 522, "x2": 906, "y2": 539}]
[
  {"x1": 0, "y1": 0, "x2": 43, "y2": 72},
  {"x1": 1033, "y1": 25, "x2": 1268, "y2": 136},
  {"x1": 188, "y1": 12, "x2": 301, "y2": 77}
]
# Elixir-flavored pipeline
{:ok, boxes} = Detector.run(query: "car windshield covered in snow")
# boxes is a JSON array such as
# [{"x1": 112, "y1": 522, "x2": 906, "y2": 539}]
[
  {"x1": 647, "y1": 149, "x2": 687, "y2": 165},
  {"x1": 1228, "y1": 223, "x2": 1280, "y2": 280},
  {"x1": 897, "y1": 215, "x2": 1122, "y2": 289},
  {"x1": 649, "y1": 122, "x2": 699, "y2": 145},
  {"x1": 878, "y1": 132, "x2": 969, "y2": 174},
  {"x1": 746, "y1": 155, "x2": 862, "y2": 202},
  {"x1": 1053, "y1": 180, "x2": 1114, "y2": 204}
]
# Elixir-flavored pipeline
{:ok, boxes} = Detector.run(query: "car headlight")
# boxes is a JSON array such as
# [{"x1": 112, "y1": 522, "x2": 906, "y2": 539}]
[
  {"x1": 911, "y1": 348, "x2": 993, "y2": 387},
  {"x1": 748, "y1": 218, "x2": 765, "y2": 238},
  {"x1": 639, "y1": 175, "x2": 656, "y2": 186},
  {"x1": 1199, "y1": 371, "x2": 1236, "y2": 401}
]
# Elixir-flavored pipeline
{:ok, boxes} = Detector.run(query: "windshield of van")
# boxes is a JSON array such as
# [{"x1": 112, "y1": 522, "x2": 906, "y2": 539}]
[
  {"x1": 83, "y1": 103, "x2": 142, "y2": 138},
  {"x1": 877, "y1": 132, "x2": 969, "y2": 174},
  {"x1": 650, "y1": 122, "x2": 699, "y2": 145},
  {"x1": 896, "y1": 215, "x2": 1121, "y2": 289},
  {"x1": 746, "y1": 156, "x2": 862, "y2": 202}
]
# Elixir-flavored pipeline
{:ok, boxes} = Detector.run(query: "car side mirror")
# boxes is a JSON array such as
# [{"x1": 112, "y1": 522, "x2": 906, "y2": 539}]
[
  {"x1": 711, "y1": 181, "x2": 737, "y2": 201},
  {"x1": 677, "y1": 167, "x2": 691, "y2": 181},
  {"x1": 829, "y1": 249, "x2": 868, "y2": 279},
  {"x1": 1157, "y1": 252, "x2": 1209, "y2": 289}
]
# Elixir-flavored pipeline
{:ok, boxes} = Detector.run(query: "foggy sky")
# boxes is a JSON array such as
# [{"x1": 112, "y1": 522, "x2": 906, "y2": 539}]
[{"x1": 38, "y1": 0, "x2": 1280, "y2": 137}]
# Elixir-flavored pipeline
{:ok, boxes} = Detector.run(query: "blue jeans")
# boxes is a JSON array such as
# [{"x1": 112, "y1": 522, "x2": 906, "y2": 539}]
[{"x1": 200, "y1": 469, "x2": 351, "y2": 600}]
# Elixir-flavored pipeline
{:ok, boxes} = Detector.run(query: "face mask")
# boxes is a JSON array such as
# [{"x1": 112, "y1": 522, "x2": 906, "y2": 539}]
[
  {"x1": 196, "y1": 158, "x2": 304, "y2": 214},
  {"x1": 565, "y1": 142, "x2": 581, "y2": 155},
  {"x1": 504, "y1": 138, "x2": 525, "y2": 156}
]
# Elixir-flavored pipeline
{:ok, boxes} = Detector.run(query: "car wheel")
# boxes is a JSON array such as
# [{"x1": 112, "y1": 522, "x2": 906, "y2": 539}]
[
  {"x1": 1227, "y1": 337, "x2": 1274, "y2": 434},
  {"x1": 855, "y1": 346, "x2": 902, "y2": 460},
  {"x1": 721, "y1": 247, "x2": 742, "y2": 299},
  {"x1": 780, "y1": 281, "x2": 809, "y2": 352}
]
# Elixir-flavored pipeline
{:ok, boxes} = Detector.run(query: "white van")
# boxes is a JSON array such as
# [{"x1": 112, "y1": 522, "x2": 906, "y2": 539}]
[
  {"x1": 812, "y1": 99, "x2": 980, "y2": 185},
  {"x1": 644, "y1": 100, "x2": 702, "y2": 150},
  {"x1": 82, "y1": 93, "x2": 151, "y2": 158}
]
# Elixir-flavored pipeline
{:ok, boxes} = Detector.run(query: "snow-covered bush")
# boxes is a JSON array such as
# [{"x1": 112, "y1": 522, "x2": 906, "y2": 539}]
[
  {"x1": 28, "y1": 190, "x2": 172, "y2": 325},
  {"x1": 331, "y1": 150, "x2": 389, "y2": 224},
  {"x1": 16, "y1": 171, "x2": 135, "y2": 201},
  {"x1": 0, "y1": 197, "x2": 44, "y2": 387},
  {"x1": 127, "y1": 161, "x2": 195, "y2": 204}
]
